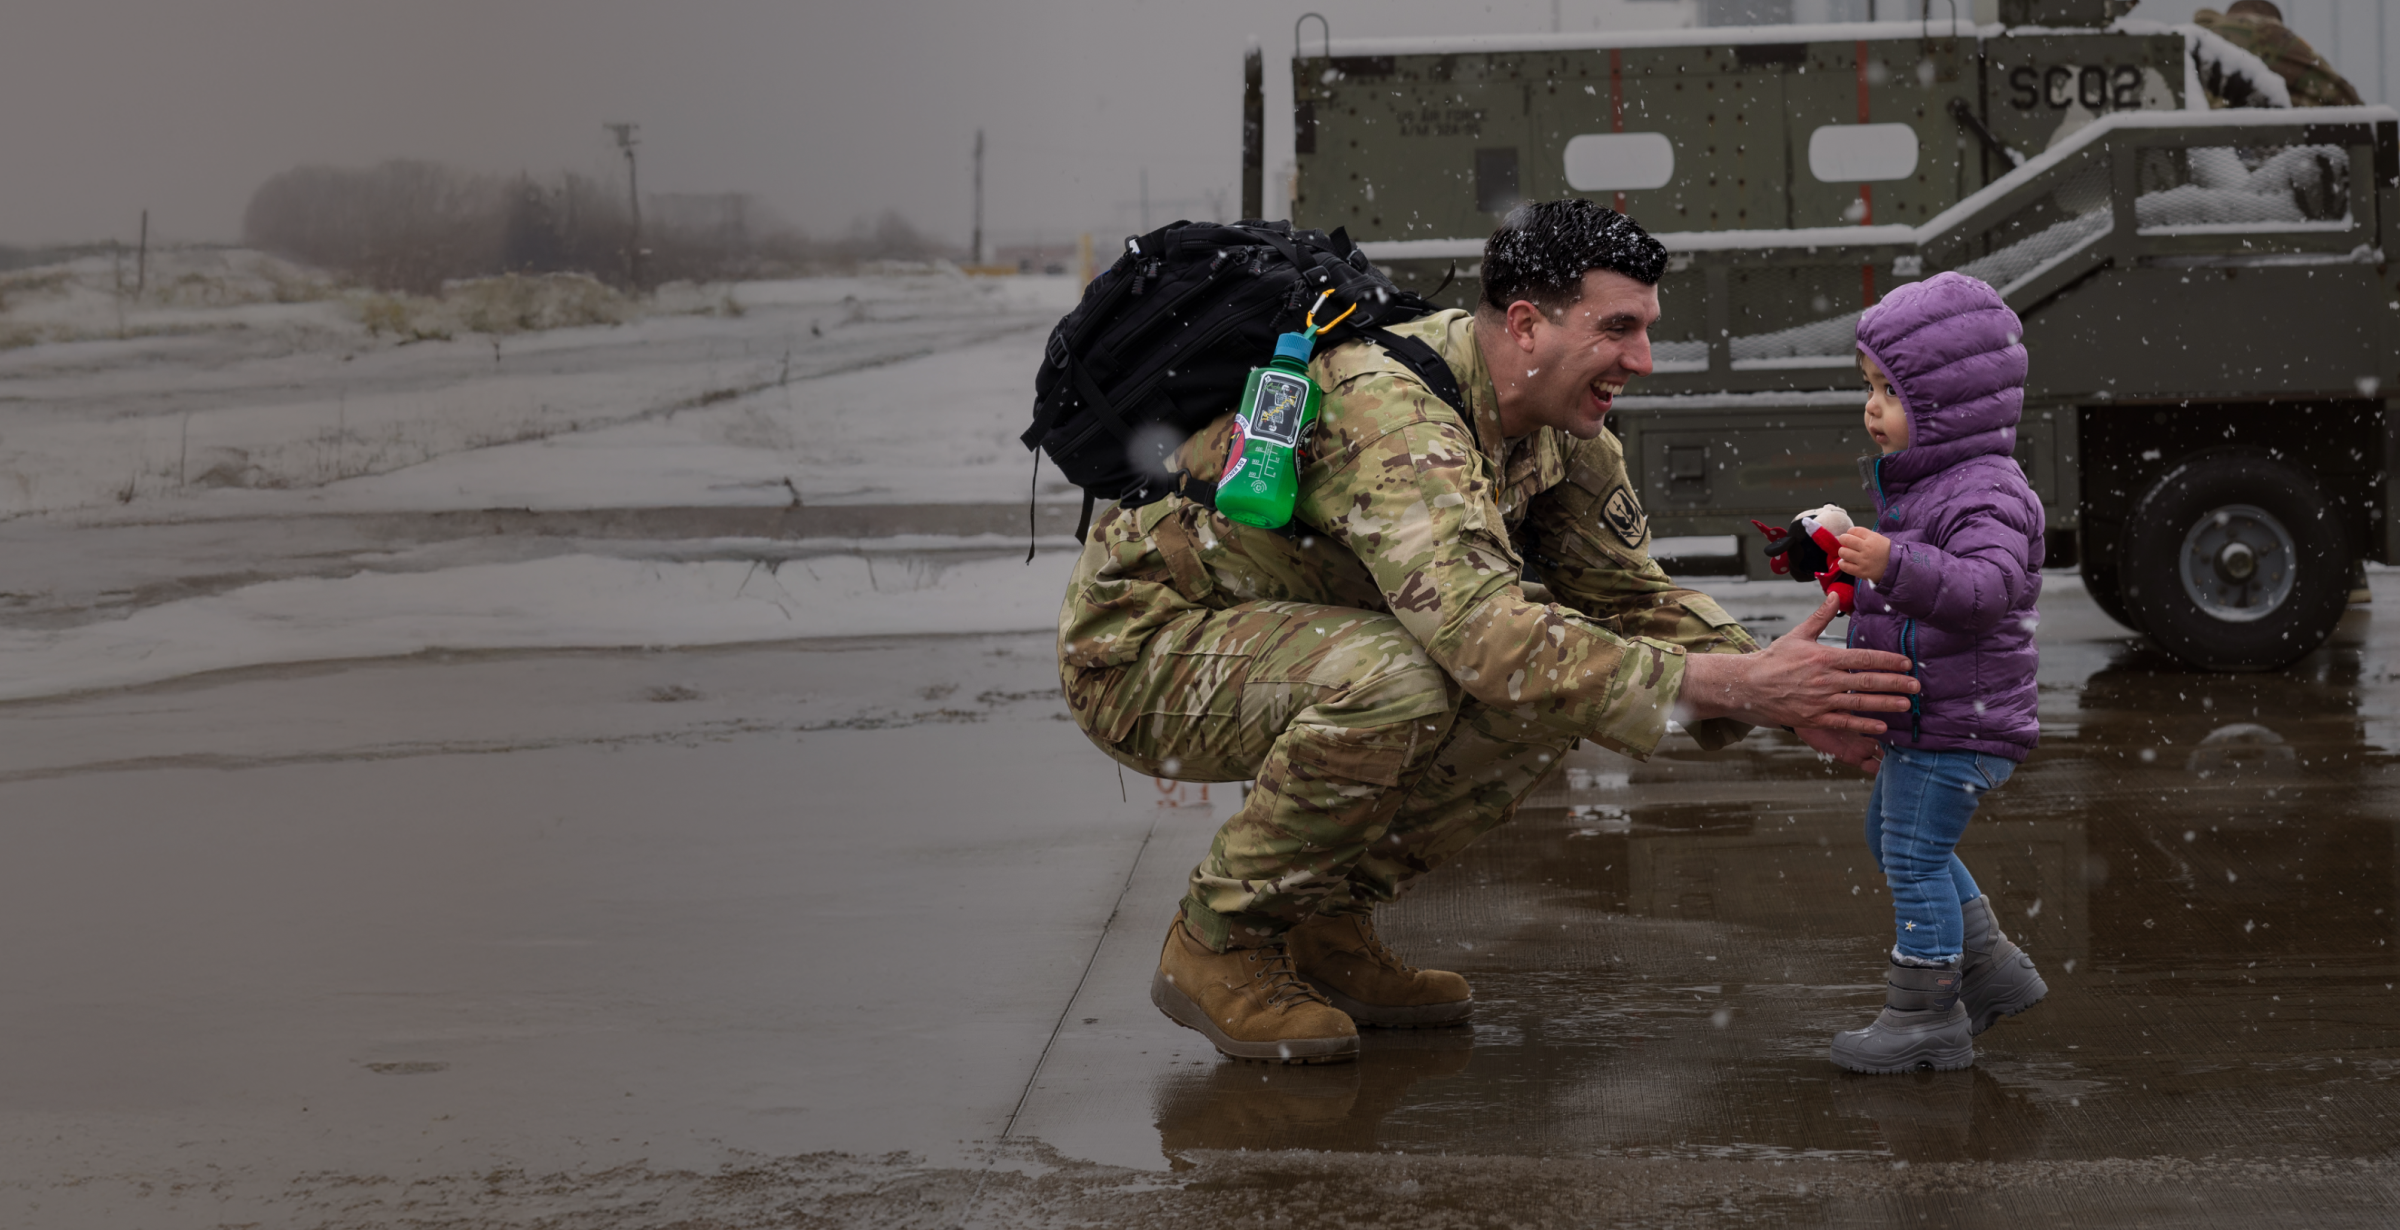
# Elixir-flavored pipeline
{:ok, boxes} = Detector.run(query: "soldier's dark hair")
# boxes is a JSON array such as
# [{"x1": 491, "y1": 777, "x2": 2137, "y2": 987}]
[
  {"x1": 2226, "y1": 1, "x2": 2282, "y2": 19},
  {"x1": 1479, "y1": 199, "x2": 1669, "y2": 317}
]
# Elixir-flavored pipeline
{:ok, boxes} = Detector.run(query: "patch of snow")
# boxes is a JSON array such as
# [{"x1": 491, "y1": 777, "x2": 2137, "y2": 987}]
[
  {"x1": 1616, "y1": 389, "x2": 1863, "y2": 411},
  {"x1": 1730, "y1": 310, "x2": 1863, "y2": 366},
  {"x1": 0, "y1": 271, "x2": 1085, "y2": 520},
  {"x1": 2178, "y1": 24, "x2": 2291, "y2": 110},
  {"x1": 1651, "y1": 534, "x2": 1738, "y2": 558},
  {"x1": 178, "y1": 330, "x2": 1081, "y2": 516},
  {"x1": 2136, "y1": 144, "x2": 2351, "y2": 233},
  {"x1": 1327, "y1": 20, "x2": 1996, "y2": 57},
  {"x1": 1959, "y1": 210, "x2": 2113, "y2": 298}
]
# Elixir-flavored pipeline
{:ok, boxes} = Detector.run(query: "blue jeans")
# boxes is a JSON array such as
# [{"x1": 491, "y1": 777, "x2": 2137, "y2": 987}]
[{"x1": 1863, "y1": 745, "x2": 2016, "y2": 964}]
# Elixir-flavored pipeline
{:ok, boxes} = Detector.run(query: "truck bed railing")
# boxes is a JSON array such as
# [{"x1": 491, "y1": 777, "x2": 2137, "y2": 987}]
[
  {"x1": 1699, "y1": 106, "x2": 2396, "y2": 390},
  {"x1": 1669, "y1": 106, "x2": 2398, "y2": 389},
  {"x1": 1364, "y1": 106, "x2": 2400, "y2": 397}
]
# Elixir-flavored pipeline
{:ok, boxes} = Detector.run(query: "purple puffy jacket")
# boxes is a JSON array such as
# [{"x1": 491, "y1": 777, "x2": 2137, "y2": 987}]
[{"x1": 1848, "y1": 271, "x2": 2044, "y2": 761}]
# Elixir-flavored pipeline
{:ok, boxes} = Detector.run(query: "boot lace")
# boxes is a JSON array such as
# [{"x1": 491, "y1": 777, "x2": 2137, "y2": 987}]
[
  {"x1": 1246, "y1": 944, "x2": 1330, "y2": 1009},
  {"x1": 1352, "y1": 916, "x2": 1421, "y2": 975}
]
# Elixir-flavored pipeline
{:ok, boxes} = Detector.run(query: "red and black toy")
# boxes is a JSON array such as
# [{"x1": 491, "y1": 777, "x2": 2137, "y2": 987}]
[{"x1": 1752, "y1": 503, "x2": 1859, "y2": 615}]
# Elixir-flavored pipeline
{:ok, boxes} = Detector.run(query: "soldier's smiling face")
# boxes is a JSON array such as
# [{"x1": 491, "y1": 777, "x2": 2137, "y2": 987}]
[{"x1": 1490, "y1": 269, "x2": 1660, "y2": 440}]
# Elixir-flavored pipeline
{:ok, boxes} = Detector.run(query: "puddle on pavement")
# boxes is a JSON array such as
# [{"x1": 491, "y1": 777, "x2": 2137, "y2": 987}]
[{"x1": 1147, "y1": 624, "x2": 2400, "y2": 1168}]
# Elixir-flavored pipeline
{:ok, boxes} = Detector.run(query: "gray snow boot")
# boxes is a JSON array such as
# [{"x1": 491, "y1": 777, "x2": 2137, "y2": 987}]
[
  {"x1": 1830, "y1": 961, "x2": 1974, "y2": 1074},
  {"x1": 1959, "y1": 894, "x2": 2047, "y2": 1035}
]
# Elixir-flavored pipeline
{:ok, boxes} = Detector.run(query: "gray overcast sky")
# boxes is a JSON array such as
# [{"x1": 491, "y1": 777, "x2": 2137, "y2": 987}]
[{"x1": 2, "y1": 0, "x2": 2388, "y2": 250}]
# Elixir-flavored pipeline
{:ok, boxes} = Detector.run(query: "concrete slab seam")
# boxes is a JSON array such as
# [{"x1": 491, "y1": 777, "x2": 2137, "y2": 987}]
[{"x1": 962, "y1": 806, "x2": 1163, "y2": 1226}]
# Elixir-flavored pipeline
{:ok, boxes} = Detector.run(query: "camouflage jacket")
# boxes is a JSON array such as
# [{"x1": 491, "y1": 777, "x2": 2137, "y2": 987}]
[
  {"x1": 1057, "y1": 309, "x2": 1760, "y2": 759},
  {"x1": 2195, "y1": 9, "x2": 2363, "y2": 108}
]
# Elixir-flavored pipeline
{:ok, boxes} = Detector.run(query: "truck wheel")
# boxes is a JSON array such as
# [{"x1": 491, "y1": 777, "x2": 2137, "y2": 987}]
[
  {"x1": 2119, "y1": 452, "x2": 2349, "y2": 672},
  {"x1": 2078, "y1": 527, "x2": 2141, "y2": 632}
]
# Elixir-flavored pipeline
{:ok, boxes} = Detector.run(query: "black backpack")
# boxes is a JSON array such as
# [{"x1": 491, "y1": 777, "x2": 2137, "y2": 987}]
[{"x1": 1020, "y1": 219, "x2": 1468, "y2": 547}]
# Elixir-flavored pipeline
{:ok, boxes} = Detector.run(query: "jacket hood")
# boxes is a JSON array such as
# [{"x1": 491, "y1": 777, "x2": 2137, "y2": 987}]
[{"x1": 1855, "y1": 271, "x2": 2027, "y2": 492}]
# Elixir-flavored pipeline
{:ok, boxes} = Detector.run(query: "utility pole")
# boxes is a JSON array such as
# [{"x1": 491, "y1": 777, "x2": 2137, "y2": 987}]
[
  {"x1": 136, "y1": 209, "x2": 148, "y2": 296},
  {"x1": 972, "y1": 128, "x2": 986, "y2": 266},
  {"x1": 605, "y1": 122, "x2": 642, "y2": 289},
  {"x1": 1242, "y1": 43, "x2": 1263, "y2": 220}
]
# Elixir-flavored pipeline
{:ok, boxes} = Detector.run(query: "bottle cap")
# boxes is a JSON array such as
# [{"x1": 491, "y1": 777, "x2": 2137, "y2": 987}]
[{"x1": 1274, "y1": 331, "x2": 1315, "y2": 365}]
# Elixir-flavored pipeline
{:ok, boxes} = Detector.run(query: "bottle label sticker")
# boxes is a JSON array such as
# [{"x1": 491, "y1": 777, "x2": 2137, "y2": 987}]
[{"x1": 1246, "y1": 372, "x2": 1311, "y2": 448}]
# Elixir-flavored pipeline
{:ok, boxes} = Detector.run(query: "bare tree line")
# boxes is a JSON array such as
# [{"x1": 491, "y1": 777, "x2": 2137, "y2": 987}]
[{"x1": 242, "y1": 160, "x2": 953, "y2": 293}]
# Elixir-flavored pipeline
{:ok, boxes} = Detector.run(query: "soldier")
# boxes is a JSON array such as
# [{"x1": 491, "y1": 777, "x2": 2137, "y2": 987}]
[
  {"x1": 2194, "y1": 2, "x2": 2363, "y2": 108},
  {"x1": 1056, "y1": 200, "x2": 1921, "y2": 1064}
]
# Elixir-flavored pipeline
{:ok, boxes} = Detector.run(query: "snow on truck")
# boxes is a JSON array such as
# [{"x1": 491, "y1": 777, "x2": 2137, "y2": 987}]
[{"x1": 1240, "y1": 0, "x2": 2400, "y2": 671}]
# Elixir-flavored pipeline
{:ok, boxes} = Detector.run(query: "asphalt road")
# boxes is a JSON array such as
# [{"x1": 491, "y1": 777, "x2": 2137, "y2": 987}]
[{"x1": 3, "y1": 570, "x2": 2395, "y2": 1227}]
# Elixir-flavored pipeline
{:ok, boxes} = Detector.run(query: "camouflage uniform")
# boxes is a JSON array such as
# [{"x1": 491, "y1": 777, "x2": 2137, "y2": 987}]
[
  {"x1": 1057, "y1": 309, "x2": 1760, "y2": 951},
  {"x1": 2194, "y1": 9, "x2": 2363, "y2": 108}
]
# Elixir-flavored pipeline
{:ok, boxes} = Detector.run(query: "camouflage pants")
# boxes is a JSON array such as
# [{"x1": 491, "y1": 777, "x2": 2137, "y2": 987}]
[{"x1": 1066, "y1": 600, "x2": 1576, "y2": 951}]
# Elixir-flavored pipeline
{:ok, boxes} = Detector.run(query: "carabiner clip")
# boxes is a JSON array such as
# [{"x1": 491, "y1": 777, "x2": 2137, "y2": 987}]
[{"x1": 1303, "y1": 288, "x2": 1357, "y2": 338}]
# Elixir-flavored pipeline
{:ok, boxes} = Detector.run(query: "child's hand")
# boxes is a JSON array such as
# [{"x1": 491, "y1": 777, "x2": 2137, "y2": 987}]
[
  {"x1": 1797, "y1": 725, "x2": 1883, "y2": 776},
  {"x1": 1837, "y1": 528, "x2": 1892, "y2": 582}
]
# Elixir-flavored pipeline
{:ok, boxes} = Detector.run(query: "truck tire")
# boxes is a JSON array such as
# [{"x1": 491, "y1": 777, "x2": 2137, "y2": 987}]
[
  {"x1": 2119, "y1": 451, "x2": 2349, "y2": 672},
  {"x1": 2078, "y1": 525, "x2": 2141, "y2": 632}
]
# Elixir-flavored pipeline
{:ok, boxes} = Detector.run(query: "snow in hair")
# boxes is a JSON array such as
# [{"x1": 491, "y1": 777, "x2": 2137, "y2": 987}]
[{"x1": 1480, "y1": 199, "x2": 1669, "y2": 310}]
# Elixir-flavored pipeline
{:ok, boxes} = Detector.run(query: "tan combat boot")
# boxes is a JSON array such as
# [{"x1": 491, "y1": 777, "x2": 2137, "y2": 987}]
[
  {"x1": 1151, "y1": 916, "x2": 1359, "y2": 1064},
  {"x1": 1287, "y1": 912, "x2": 1474, "y2": 1028}
]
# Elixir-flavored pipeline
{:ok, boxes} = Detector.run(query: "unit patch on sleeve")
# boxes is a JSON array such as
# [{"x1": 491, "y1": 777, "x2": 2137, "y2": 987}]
[{"x1": 1599, "y1": 484, "x2": 1648, "y2": 548}]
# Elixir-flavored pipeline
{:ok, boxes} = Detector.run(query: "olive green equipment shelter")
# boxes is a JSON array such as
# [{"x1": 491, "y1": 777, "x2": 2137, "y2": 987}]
[{"x1": 1238, "y1": 1, "x2": 2400, "y2": 671}]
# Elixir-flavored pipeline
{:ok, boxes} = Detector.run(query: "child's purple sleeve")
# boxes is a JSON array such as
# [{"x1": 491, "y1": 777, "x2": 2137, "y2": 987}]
[{"x1": 1874, "y1": 492, "x2": 2041, "y2": 635}]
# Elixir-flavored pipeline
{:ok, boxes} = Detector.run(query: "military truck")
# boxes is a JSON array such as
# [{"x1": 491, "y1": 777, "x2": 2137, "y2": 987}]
[{"x1": 1237, "y1": 0, "x2": 2400, "y2": 671}]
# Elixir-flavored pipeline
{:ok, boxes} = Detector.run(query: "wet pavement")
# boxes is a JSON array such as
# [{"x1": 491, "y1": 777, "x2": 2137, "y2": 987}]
[
  {"x1": 1028, "y1": 612, "x2": 2400, "y2": 1169},
  {"x1": 1006, "y1": 573, "x2": 2400, "y2": 1222},
  {"x1": 4, "y1": 571, "x2": 2398, "y2": 1226}
]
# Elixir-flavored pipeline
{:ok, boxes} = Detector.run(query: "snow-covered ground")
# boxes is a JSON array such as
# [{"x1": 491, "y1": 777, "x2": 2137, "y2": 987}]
[
  {"x1": 0, "y1": 265, "x2": 1090, "y2": 700},
  {"x1": 0, "y1": 261, "x2": 1085, "y2": 516}
]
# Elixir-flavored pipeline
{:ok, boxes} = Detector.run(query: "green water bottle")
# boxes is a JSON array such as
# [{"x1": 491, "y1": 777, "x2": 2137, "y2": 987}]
[{"x1": 1216, "y1": 329, "x2": 1323, "y2": 530}]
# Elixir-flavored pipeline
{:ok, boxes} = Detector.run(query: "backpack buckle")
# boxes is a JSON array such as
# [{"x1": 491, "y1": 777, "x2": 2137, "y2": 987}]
[{"x1": 1046, "y1": 332, "x2": 1070, "y2": 369}]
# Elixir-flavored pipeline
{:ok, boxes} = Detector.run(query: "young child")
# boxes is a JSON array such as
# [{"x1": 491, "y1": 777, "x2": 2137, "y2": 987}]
[{"x1": 1829, "y1": 271, "x2": 2048, "y2": 1074}]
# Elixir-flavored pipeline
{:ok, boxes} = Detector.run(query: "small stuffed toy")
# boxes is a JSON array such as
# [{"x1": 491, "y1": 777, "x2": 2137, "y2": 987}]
[{"x1": 1752, "y1": 504, "x2": 1859, "y2": 614}]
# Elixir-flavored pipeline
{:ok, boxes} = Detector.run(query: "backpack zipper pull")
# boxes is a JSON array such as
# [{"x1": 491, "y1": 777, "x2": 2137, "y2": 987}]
[{"x1": 1129, "y1": 257, "x2": 1163, "y2": 295}]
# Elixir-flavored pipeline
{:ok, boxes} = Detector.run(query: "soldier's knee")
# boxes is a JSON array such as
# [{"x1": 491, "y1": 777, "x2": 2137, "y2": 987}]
[{"x1": 1334, "y1": 646, "x2": 1460, "y2": 730}]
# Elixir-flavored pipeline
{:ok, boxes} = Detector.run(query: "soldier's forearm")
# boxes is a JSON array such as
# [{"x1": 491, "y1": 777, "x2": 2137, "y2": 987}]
[{"x1": 1673, "y1": 649, "x2": 1779, "y2": 727}]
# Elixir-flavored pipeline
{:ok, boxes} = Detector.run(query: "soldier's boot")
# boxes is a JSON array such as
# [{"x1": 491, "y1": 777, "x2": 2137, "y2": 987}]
[
  {"x1": 1830, "y1": 961, "x2": 1975, "y2": 1075},
  {"x1": 1286, "y1": 912, "x2": 1474, "y2": 1028},
  {"x1": 1959, "y1": 894, "x2": 2047, "y2": 1036},
  {"x1": 1150, "y1": 915, "x2": 1358, "y2": 1064}
]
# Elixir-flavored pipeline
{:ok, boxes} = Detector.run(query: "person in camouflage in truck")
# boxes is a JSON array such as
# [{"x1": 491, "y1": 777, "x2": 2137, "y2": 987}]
[
  {"x1": 1055, "y1": 200, "x2": 1923, "y2": 1064},
  {"x1": 2195, "y1": 1, "x2": 2363, "y2": 108}
]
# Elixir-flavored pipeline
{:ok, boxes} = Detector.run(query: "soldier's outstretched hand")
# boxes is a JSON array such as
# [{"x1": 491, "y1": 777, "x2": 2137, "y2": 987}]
[{"x1": 1677, "y1": 592, "x2": 1917, "y2": 735}]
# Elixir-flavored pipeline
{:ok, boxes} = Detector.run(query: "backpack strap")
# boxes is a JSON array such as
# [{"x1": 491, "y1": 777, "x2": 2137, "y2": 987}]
[
  {"x1": 1250, "y1": 226, "x2": 1304, "y2": 272},
  {"x1": 1149, "y1": 509, "x2": 1219, "y2": 601},
  {"x1": 1358, "y1": 327, "x2": 1469, "y2": 419}
]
